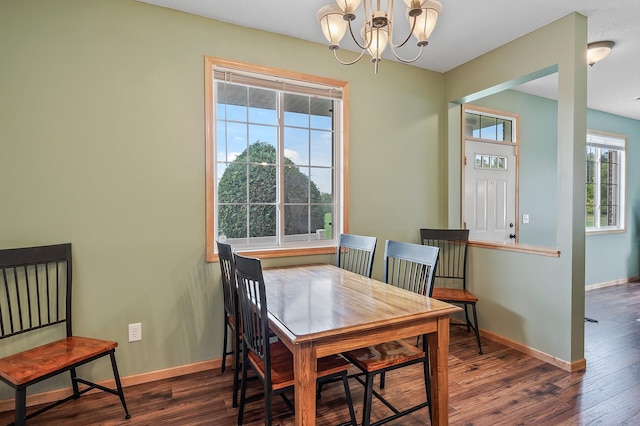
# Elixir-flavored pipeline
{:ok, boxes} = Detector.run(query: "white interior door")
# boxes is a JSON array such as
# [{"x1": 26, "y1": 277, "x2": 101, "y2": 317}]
[{"x1": 464, "y1": 140, "x2": 517, "y2": 242}]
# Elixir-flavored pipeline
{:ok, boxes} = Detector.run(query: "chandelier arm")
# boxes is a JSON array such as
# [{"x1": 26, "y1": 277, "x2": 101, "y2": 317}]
[
  {"x1": 363, "y1": 0, "x2": 369, "y2": 25},
  {"x1": 347, "y1": 19, "x2": 371, "y2": 50},
  {"x1": 332, "y1": 48, "x2": 367, "y2": 65},
  {"x1": 390, "y1": 15, "x2": 418, "y2": 49},
  {"x1": 388, "y1": 43, "x2": 424, "y2": 63}
]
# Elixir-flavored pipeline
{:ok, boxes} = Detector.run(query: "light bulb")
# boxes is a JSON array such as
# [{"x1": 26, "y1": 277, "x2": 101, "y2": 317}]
[
  {"x1": 408, "y1": 0, "x2": 441, "y2": 46},
  {"x1": 336, "y1": 0, "x2": 362, "y2": 16},
  {"x1": 317, "y1": 4, "x2": 348, "y2": 49},
  {"x1": 404, "y1": 0, "x2": 426, "y2": 17},
  {"x1": 361, "y1": 24, "x2": 389, "y2": 61}
]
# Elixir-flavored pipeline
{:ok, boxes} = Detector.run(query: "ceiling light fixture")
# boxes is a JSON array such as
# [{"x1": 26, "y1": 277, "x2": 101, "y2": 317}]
[
  {"x1": 587, "y1": 41, "x2": 615, "y2": 66},
  {"x1": 317, "y1": 0, "x2": 442, "y2": 73}
]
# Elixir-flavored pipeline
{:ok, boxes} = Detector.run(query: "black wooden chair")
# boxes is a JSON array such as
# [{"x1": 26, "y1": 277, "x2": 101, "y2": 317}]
[
  {"x1": 234, "y1": 253, "x2": 356, "y2": 426},
  {"x1": 336, "y1": 233, "x2": 377, "y2": 278},
  {"x1": 0, "y1": 243, "x2": 130, "y2": 426},
  {"x1": 420, "y1": 228, "x2": 482, "y2": 354},
  {"x1": 342, "y1": 240, "x2": 439, "y2": 426},
  {"x1": 217, "y1": 240, "x2": 242, "y2": 407}
]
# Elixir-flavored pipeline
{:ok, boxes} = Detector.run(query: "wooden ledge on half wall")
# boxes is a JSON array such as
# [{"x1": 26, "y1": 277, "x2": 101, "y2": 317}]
[{"x1": 469, "y1": 240, "x2": 561, "y2": 258}]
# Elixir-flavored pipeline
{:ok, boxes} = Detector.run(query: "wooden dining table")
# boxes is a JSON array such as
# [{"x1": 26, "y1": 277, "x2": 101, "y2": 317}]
[{"x1": 261, "y1": 263, "x2": 462, "y2": 426}]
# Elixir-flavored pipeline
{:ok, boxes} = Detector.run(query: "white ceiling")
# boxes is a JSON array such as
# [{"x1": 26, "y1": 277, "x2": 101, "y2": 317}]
[{"x1": 139, "y1": 0, "x2": 640, "y2": 120}]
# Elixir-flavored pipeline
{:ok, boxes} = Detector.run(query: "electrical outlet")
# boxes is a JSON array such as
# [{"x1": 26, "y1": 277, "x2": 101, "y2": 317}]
[
  {"x1": 128, "y1": 322, "x2": 142, "y2": 342},
  {"x1": 522, "y1": 213, "x2": 530, "y2": 224}
]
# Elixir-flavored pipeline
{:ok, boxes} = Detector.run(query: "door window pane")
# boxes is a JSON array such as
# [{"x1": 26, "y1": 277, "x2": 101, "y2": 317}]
[{"x1": 465, "y1": 110, "x2": 515, "y2": 143}]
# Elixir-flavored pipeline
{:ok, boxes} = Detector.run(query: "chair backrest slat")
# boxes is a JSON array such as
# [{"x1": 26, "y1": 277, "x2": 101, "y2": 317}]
[
  {"x1": 0, "y1": 243, "x2": 72, "y2": 340},
  {"x1": 234, "y1": 253, "x2": 271, "y2": 376},
  {"x1": 420, "y1": 229, "x2": 469, "y2": 290},
  {"x1": 336, "y1": 233, "x2": 377, "y2": 278},
  {"x1": 217, "y1": 241, "x2": 237, "y2": 320},
  {"x1": 383, "y1": 240, "x2": 439, "y2": 297}
]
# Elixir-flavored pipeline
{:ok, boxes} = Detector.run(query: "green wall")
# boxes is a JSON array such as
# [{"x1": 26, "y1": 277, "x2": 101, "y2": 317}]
[
  {"x1": 0, "y1": 0, "x2": 443, "y2": 397},
  {"x1": 444, "y1": 13, "x2": 587, "y2": 363}
]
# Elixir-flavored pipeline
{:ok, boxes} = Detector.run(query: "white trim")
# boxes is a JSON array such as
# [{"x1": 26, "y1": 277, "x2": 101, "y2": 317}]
[{"x1": 585, "y1": 277, "x2": 640, "y2": 291}]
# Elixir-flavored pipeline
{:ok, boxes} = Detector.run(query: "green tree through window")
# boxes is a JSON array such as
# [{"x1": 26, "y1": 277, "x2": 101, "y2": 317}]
[{"x1": 218, "y1": 141, "x2": 330, "y2": 239}]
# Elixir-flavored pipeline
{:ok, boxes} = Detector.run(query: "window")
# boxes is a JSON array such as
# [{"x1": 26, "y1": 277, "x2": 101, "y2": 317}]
[
  {"x1": 586, "y1": 130, "x2": 626, "y2": 232},
  {"x1": 205, "y1": 57, "x2": 349, "y2": 260},
  {"x1": 474, "y1": 154, "x2": 507, "y2": 170},
  {"x1": 465, "y1": 110, "x2": 514, "y2": 142}
]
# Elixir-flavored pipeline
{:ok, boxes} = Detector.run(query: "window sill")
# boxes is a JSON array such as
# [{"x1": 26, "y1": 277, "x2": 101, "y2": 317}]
[
  {"x1": 586, "y1": 228, "x2": 626, "y2": 236},
  {"x1": 469, "y1": 240, "x2": 561, "y2": 258},
  {"x1": 206, "y1": 245, "x2": 336, "y2": 262}
]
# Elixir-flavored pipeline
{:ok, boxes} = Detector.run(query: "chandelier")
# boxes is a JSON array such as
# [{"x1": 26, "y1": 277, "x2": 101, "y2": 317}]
[{"x1": 317, "y1": 0, "x2": 442, "y2": 73}]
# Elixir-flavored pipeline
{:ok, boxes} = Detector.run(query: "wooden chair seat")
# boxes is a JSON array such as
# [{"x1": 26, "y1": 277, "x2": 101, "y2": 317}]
[
  {"x1": 345, "y1": 339, "x2": 424, "y2": 373},
  {"x1": 0, "y1": 337, "x2": 117, "y2": 386},
  {"x1": 431, "y1": 287, "x2": 478, "y2": 304},
  {"x1": 421, "y1": 228, "x2": 483, "y2": 354},
  {"x1": 226, "y1": 314, "x2": 237, "y2": 330},
  {"x1": 247, "y1": 341, "x2": 351, "y2": 391}
]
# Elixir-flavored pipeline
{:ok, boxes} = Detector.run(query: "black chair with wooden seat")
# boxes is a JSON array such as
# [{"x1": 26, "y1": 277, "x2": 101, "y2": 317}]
[
  {"x1": 234, "y1": 253, "x2": 357, "y2": 426},
  {"x1": 0, "y1": 243, "x2": 130, "y2": 426},
  {"x1": 420, "y1": 228, "x2": 482, "y2": 354},
  {"x1": 336, "y1": 233, "x2": 377, "y2": 278},
  {"x1": 217, "y1": 240, "x2": 242, "y2": 408},
  {"x1": 342, "y1": 240, "x2": 439, "y2": 426}
]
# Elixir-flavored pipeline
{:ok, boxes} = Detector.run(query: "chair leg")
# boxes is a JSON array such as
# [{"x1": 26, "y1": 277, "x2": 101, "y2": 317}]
[
  {"x1": 237, "y1": 347, "x2": 249, "y2": 426},
  {"x1": 232, "y1": 327, "x2": 241, "y2": 408},
  {"x1": 265, "y1": 386, "x2": 272, "y2": 426},
  {"x1": 422, "y1": 335, "x2": 432, "y2": 422},
  {"x1": 471, "y1": 303, "x2": 483, "y2": 354},
  {"x1": 341, "y1": 374, "x2": 357, "y2": 426},
  {"x1": 463, "y1": 304, "x2": 472, "y2": 332},
  {"x1": 362, "y1": 373, "x2": 375, "y2": 426},
  {"x1": 221, "y1": 315, "x2": 229, "y2": 374},
  {"x1": 70, "y1": 367, "x2": 80, "y2": 398},
  {"x1": 15, "y1": 387, "x2": 26, "y2": 426},
  {"x1": 110, "y1": 351, "x2": 131, "y2": 419}
]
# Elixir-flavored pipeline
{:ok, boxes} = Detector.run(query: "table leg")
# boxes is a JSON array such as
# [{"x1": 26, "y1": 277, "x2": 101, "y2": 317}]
[
  {"x1": 293, "y1": 342, "x2": 317, "y2": 426},
  {"x1": 428, "y1": 315, "x2": 451, "y2": 426}
]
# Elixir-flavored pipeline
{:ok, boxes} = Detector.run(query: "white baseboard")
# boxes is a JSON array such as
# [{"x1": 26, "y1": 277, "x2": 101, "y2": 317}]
[{"x1": 586, "y1": 276, "x2": 640, "y2": 291}]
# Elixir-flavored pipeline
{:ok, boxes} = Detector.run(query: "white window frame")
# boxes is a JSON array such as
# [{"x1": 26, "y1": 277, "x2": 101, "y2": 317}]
[
  {"x1": 586, "y1": 129, "x2": 626, "y2": 234},
  {"x1": 204, "y1": 57, "x2": 350, "y2": 261}
]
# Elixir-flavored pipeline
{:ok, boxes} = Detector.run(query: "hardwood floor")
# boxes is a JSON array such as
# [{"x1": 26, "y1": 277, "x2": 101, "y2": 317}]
[{"x1": 1, "y1": 283, "x2": 639, "y2": 425}]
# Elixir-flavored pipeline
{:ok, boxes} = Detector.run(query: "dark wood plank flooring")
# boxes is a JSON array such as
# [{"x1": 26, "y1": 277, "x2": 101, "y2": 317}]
[{"x1": 1, "y1": 283, "x2": 639, "y2": 425}]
